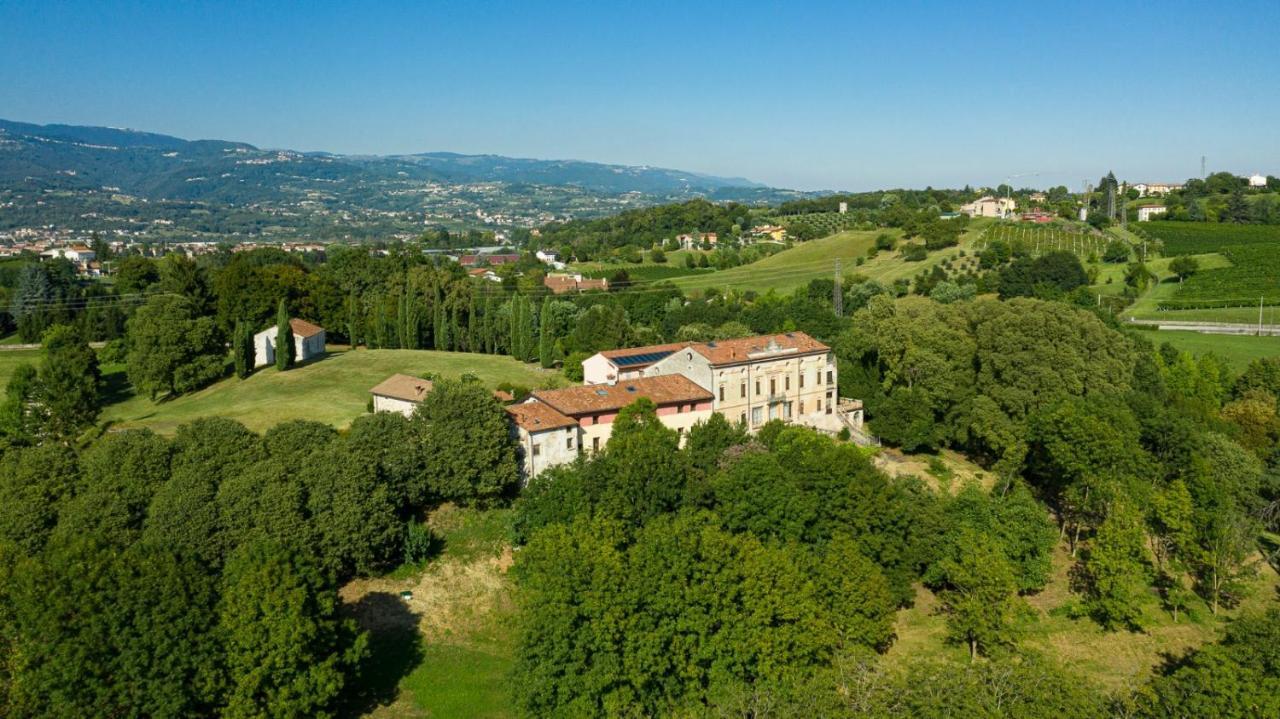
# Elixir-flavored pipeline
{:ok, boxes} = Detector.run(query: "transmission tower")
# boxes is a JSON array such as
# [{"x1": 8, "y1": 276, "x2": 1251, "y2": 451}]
[
  {"x1": 1201, "y1": 155, "x2": 1206, "y2": 179},
  {"x1": 833, "y1": 259, "x2": 843, "y2": 317}
]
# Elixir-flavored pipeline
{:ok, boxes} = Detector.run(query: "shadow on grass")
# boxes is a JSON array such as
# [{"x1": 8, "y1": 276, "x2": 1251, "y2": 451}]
[
  {"x1": 340, "y1": 591, "x2": 426, "y2": 717},
  {"x1": 99, "y1": 366, "x2": 134, "y2": 406}
]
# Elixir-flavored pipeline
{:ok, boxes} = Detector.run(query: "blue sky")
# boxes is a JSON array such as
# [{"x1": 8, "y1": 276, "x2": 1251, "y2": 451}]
[{"x1": 2, "y1": 1, "x2": 1277, "y2": 191}]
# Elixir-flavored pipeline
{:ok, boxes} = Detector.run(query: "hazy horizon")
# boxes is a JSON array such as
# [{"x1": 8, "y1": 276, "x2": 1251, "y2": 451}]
[{"x1": 3, "y1": 0, "x2": 1277, "y2": 192}]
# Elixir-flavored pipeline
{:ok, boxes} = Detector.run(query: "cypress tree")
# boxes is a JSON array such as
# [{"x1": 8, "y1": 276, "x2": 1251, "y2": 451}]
[
  {"x1": 539, "y1": 296, "x2": 555, "y2": 368},
  {"x1": 466, "y1": 289, "x2": 479, "y2": 352},
  {"x1": 274, "y1": 299, "x2": 294, "y2": 371},
  {"x1": 345, "y1": 292, "x2": 361, "y2": 349},
  {"x1": 439, "y1": 301, "x2": 452, "y2": 351},
  {"x1": 432, "y1": 286, "x2": 445, "y2": 350},
  {"x1": 233, "y1": 319, "x2": 251, "y2": 378}
]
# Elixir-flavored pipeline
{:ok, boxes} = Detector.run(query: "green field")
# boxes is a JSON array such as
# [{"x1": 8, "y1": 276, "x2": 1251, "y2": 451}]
[
  {"x1": 581, "y1": 263, "x2": 714, "y2": 283},
  {"x1": 1162, "y1": 245, "x2": 1280, "y2": 309},
  {"x1": 1142, "y1": 221, "x2": 1280, "y2": 255},
  {"x1": 101, "y1": 348, "x2": 562, "y2": 435},
  {"x1": 1120, "y1": 253, "x2": 1236, "y2": 321},
  {"x1": 980, "y1": 222, "x2": 1112, "y2": 260},
  {"x1": 1148, "y1": 330, "x2": 1280, "y2": 370},
  {"x1": 668, "y1": 220, "x2": 993, "y2": 294},
  {"x1": 0, "y1": 348, "x2": 41, "y2": 389}
]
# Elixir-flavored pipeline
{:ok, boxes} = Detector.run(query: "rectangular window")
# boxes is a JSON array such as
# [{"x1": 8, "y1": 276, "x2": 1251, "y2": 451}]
[
  {"x1": 817, "y1": 398, "x2": 822, "y2": 412},
  {"x1": 751, "y1": 406, "x2": 763, "y2": 425},
  {"x1": 719, "y1": 386, "x2": 725, "y2": 402},
  {"x1": 785, "y1": 376, "x2": 790, "y2": 391},
  {"x1": 740, "y1": 382, "x2": 747, "y2": 398},
  {"x1": 593, "y1": 437, "x2": 600, "y2": 452},
  {"x1": 739, "y1": 411, "x2": 746, "y2": 425},
  {"x1": 532, "y1": 443, "x2": 541, "y2": 457},
  {"x1": 799, "y1": 373, "x2": 805, "y2": 389},
  {"x1": 755, "y1": 380, "x2": 761, "y2": 396},
  {"x1": 770, "y1": 378, "x2": 776, "y2": 395},
  {"x1": 799, "y1": 400, "x2": 805, "y2": 414},
  {"x1": 826, "y1": 370, "x2": 833, "y2": 385},
  {"x1": 785, "y1": 402, "x2": 793, "y2": 419},
  {"x1": 566, "y1": 436, "x2": 574, "y2": 450}
]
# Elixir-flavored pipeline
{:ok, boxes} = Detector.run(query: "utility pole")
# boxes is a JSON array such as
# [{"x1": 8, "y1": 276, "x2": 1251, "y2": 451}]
[
  {"x1": 1201, "y1": 155, "x2": 1206, "y2": 179},
  {"x1": 833, "y1": 259, "x2": 843, "y2": 318}
]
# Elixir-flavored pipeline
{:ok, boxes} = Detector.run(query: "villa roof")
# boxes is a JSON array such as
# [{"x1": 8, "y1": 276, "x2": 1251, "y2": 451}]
[
  {"x1": 505, "y1": 402, "x2": 577, "y2": 432},
  {"x1": 531, "y1": 375, "x2": 711, "y2": 416},
  {"x1": 687, "y1": 331, "x2": 828, "y2": 366},
  {"x1": 369, "y1": 373, "x2": 434, "y2": 403}
]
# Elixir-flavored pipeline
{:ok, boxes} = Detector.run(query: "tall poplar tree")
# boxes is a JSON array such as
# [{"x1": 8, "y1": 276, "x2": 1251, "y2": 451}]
[
  {"x1": 345, "y1": 292, "x2": 361, "y2": 349},
  {"x1": 539, "y1": 295, "x2": 555, "y2": 368}
]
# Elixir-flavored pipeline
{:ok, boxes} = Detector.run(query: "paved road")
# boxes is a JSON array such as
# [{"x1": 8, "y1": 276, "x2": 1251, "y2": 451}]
[
  {"x1": 0, "y1": 341, "x2": 107, "y2": 350},
  {"x1": 1126, "y1": 318, "x2": 1280, "y2": 337}
]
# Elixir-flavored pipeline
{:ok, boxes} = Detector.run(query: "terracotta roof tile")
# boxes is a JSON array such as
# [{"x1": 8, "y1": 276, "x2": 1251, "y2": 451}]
[
  {"x1": 505, "y1": 402, "x2": 577, "y2": 432},
  {"x1": 688, "y1": 331, "x2": 828, "y2": 366},
  {"x1": 531, "y1": 375, "x2": 711, "y2": 416},
  {"x1": 370, "y1": 373, "x2": 434, "y2": 403},
  {"x1": 288, "y1": 318, "x2": 325, "y2": 338}
]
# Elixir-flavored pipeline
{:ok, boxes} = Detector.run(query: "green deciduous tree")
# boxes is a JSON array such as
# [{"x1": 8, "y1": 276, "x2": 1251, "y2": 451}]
[
  {"x1": 5, "y1": 538, "x2": 224, "y2": 718},
  {"x1": 219, "y1": 540, "x2": 366, "y2": 719},
  {"x1": 1077, "y1": 501, "x2": 1148, "y2": 630},
  {"x1": 934, "y1": 528, "x2": 1020, "y2": 660},
  {"x1": 413, "y1": 379, "x2": 518, "y2": 505},
  {"x1": 35, "y1": 324, "x2": 101, "y2": 440},
  {"x1": 126, "y1": 295, "x2": 226, "y2": 399},
  {"x1": 54, "y1": 429, "x2": 171, "y2": 545},
  {"x1": 0, "y1": 444, "x2": 79, "y2": 554}
]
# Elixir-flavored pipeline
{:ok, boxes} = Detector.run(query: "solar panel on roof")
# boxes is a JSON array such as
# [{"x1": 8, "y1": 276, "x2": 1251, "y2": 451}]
[{"x1": 612, "y1": 350, "x2": 674, "y2": 367}]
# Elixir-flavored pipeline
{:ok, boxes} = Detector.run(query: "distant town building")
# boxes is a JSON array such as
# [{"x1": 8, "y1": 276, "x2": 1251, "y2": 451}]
[
  {"x1": 369, "y1": 373, "x2": 433, "y2": 416},
  {"x1": 838, "y1": 201, "x2": 848, "y2": 214},
  {"x1": 960, "y1": 196, "x2": 1017, "y2": 218},
  {"x1": 253, "y1": 318, "x2": 326, "y2": 368},
  {"x1": 458, "y1": 253, "x2": 520, "y2": 268},
  {"x1": 750, "y1": 225, "x2": 787, "y2": 242},
  {"x1": 543, "y1": 273, "x2": 609, "y2": 294},
  {"x1": 676, "y1": 232, "x2": 717, "y2": 251},
  {"x1": 1020, "y1": 211, "x2": 1055, "y2": 223},
  {"x1": 1248, "y1": 173, "x2": 1268, "y2": 188},
  {"x1": 1132, "y1": 182, "x2": 1183, "y2": 197},
  {"x1": 1137, "y1": 205, "x2": 1168, "y2": 222}
]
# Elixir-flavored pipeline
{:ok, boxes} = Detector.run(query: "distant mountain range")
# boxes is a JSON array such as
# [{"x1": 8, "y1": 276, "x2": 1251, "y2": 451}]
[{"x1": 0, "y1": 118, "x2": 771, "y2": 201}]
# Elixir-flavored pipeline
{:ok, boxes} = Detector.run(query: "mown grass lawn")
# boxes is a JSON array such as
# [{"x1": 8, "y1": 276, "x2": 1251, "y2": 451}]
[
  {"x1": 0, "y1": 347, "x2": 41, "y2": 388},
  {"x1": 1149, "y1": 329, "x2": 1280, "y2": 371},
  {"x1": 100, "y1": 348, "x2": 564, "y2": 435}
]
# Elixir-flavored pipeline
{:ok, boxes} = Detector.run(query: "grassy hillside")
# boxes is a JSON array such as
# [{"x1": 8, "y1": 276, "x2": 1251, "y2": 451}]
[
  {"x1": 669, "y1": 220, "x2": 993, "y2": 295},
  {"x1": 101, "y1": 348, "x2": 562, "y2": 435},
  {"x1": 885, "y1": 543, "x2": 1279, "y2": 691}
]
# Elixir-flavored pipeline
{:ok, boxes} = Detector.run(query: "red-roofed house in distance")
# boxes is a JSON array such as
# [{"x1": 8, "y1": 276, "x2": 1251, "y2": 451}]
[{"x1": 458, "y1": 253, "x2": 520, "y2": 268}]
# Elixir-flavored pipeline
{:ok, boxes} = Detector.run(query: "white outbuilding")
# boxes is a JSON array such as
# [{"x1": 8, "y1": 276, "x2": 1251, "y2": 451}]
[
  {"x1": 254, "y1": 318, "x2": 326, "y2": 368},
  {"x1": 369, "y1": 373, "x2": 434, "y2": 416},
  {"x1": 1248, "y1": 173, "x2": 1268, "y2": 188}
]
